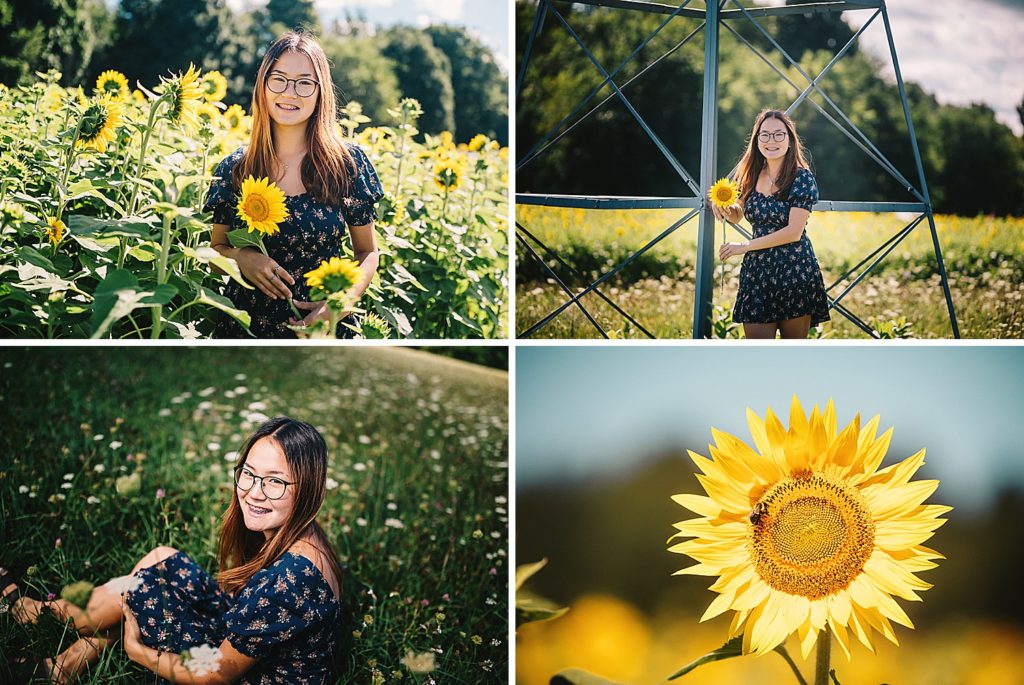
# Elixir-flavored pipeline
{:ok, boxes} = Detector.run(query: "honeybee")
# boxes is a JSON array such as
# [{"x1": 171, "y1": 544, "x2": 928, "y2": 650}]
[{"x1": 749, "y1": 502, "x2": 769, "y2": 526}]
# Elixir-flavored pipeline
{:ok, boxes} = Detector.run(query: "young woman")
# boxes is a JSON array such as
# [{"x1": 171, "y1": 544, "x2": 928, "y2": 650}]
[
  {"x1": 1, "y1": 417, "x2": 344, "y2": 684},
  {"x1": 207, "y1": 31, "x2": 384, "y2": 338},
  {"x1": 714, "y1": 109, "x2": 830, "y2": 339}
]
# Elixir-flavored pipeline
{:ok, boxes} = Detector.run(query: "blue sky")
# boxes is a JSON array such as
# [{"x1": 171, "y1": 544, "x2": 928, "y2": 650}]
[
  {"x1": 517, "y1": 346, "x2": 1024, "y2": 514},
  {"x1": 227, "y1": 0, "x2": 509, "y2": 71}
]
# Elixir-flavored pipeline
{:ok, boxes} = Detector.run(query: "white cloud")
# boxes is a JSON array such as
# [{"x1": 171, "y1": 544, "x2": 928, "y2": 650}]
[{"x1": 416, "y1": 0, "x2": 465, "y2": 23}]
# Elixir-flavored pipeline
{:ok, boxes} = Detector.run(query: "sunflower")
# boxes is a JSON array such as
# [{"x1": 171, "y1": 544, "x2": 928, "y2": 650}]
[
  {"x1": 161, "y1": 63, "x2": 204, "y2": 132},
  {"x1": 358, "y1": 312, "x2": 392, "y2": 339},
  {"x1": 223, "y1": 104, "x2": 246, "y2": 133},
  {"x1": 304, "y1": 257, "x2": 362, "y2": 298},
  {"x1": 709, "y1": 177, "x2": 740, "y2": 209},
  {"x1": 45, "y1": 217, "x2": 66, "y2": 246},
  {"x1": 236, "y1": 176, "x2": 288, "y2": 236},
  {"x1": 669, "y1": 397, "x2": 947, "y2": 660},
  {"x1": 468, "y1": 134, "x2": 488, "y2": 152},
  {"x1": 76, "y1": 97, "x2": 123, "y2": 152},
  {"x1": 195, "y1": 102, "x2": 221, "y2": 128},
  {"x1": 433, "y1": 159, "x2": 463, "y2": 192},
  {"x1": 200, "y1": 70, "x2": 228, "y2": 103},
  {"x1": 95, "y1": 70, "x2": 129, "y2": 101}
]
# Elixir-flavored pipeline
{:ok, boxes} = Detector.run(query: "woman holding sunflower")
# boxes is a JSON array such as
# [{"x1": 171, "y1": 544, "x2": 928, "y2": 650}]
[
  {"x1": 713, "y1": 109, "x2": 829, "y2": 339},
  {"x1": 206, "y1": 31, "x2": 383, "y2": 338}
]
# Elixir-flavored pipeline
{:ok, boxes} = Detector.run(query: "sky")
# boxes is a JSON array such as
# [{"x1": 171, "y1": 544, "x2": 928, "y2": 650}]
[
  {"x1": 226, "y1": 0, "x2": 509, "y2": 71},
  {"x1": 517, "y1": 346, "x2": 1024, "y2": 515},
  {"x1": 757, "y1": 0, "x2": 1024, "y2": 135}
]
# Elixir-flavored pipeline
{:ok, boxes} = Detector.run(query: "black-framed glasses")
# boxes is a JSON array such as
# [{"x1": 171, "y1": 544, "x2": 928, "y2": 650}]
[
  {"x1": 266, "y1": 74, "x2": 319, "y2": 98},
  {"x1": 235, "y1": 465, "x2": 296, "y2": 500},
  {"x1": 758, "y1": 131, "x2": 789, "y2": 143}
]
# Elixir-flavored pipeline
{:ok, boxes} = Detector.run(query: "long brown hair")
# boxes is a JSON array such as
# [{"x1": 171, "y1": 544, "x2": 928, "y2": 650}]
[
  {"x1": 217, "y1": 416, "x2": 344, "y2": 596},
  {"x1": 734, "y1": 109, "x2": 809, "y2": 205},
  {"x1": 232, "y1": 31, "x2": 356, "y2": 205}
]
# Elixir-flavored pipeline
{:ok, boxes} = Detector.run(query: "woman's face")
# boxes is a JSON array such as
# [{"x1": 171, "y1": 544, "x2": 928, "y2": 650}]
[
  {"x1": 757, "y1": 117, "x2": 790, "y2": 163},
  {"x1": 265, "y1": 50, "x2": 319, "y2": 128},
  {"x1": 237, "y1": 437, "x2": 296, "y2": 538}
]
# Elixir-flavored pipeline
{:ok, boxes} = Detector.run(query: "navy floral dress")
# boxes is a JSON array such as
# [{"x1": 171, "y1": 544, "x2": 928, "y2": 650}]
[
  {"x1": 733, "y1": 167, "x2": 830, "y2": 325},
  {"x1": 124, "y1": 550, "x2": 340, "y2": 685},
  {"x1": 204, "y1": 144, "x2": 384, "y2": 338}
]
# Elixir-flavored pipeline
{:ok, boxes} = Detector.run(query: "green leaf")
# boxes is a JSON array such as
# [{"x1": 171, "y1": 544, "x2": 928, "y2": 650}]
[
  {"x1": 197, "y1": 287, "x2": 251, "y2": 330},
  {"x1": 516, "y1": 559, "x2": 549, "y2": 591},
  {"x1": 516, "y1": 590, "x2": 570, "y2": 626},
  {"x1": 184, "y1": 246, "x2": 253, "y2": 289},
  {"x1": 390, "y1": 263, "x2": 428, "y2": 291},
  {"x1": 550, "y1": 669, "x2": 627, "y2": 685},
  {"x1": 16, "y1": 246, "x2": 56, "y2": 272},
  {"x1": 667, "y1": 636, "x2": 743, "y2": 680},
  {"x1": 67, "y1": 215, "x2": 155, "y2": 240},
  {"x1": 89, "y1": 269, "x2": 145, "y2": 338},
  {"x1": 227, "y1": 228, "x2": 265, "y2": 252}
]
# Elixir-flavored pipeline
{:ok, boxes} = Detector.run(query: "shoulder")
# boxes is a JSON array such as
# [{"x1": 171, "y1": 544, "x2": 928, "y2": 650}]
[
  {"x1": 795, "y1": 167, "x2": 815, "y2": 182},
  {"x1": 214, "y1": 146, "x2": 247, "y2": 175},
  {"x1": 288, "y1": 541, "x2": 340, "y2": 597},
  {"x1": 343, "y1": 141, "x2": 373, "y2": 169}
]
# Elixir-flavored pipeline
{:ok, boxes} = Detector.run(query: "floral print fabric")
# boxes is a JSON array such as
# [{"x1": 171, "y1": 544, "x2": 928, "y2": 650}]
[
  {"x1": 203, "y1": 143, "x2": 383, "y2": 338},
  {"x1": 732, "y1": 167, "x2": 831, "y2": 326},
  {"x1": 125, "y1": 550, "x2": 340, "y2": 685}
]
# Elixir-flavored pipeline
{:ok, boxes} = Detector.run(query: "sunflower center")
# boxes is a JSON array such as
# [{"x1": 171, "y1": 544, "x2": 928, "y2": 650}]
[
  {"x1": 749, "y1": 474, "x2": 874, "y2": 599},
  {"x1": 244, "y1": 195, "x2": 270, "y2": 222},
  {"x1": 715, "y1": 187, "x2": 733, "y2": 202}
]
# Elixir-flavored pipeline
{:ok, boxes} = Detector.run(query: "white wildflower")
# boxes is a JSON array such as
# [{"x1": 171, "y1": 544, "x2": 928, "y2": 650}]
[
  {"x1": 384, "y1": 518, "x2": 404, "y2": 530},
  {"x1": 326, "y1": 478, "x2": 338, "y2": 491},
  {"x1": 356, "y1": 518, "x2": 368, "y2": 527},
  {"x1": 63, "y1": 473, "x2": 74, "y2": 481},
  {"x1": 86, "y1": 495, "x2": 100, "y2": 505},
  {"x1": 93, "y1": 464, "x2": 105, "y2": 473},
  {"x1": 353, "y1": 463, "x2": 366, "y2": 472},
  {"x1": 401, "y1": 651, "x2": 436, "y2": 674},
  {"x1": 109, "y1": 441, "x2": 122, "y2": 450},
  {"x1": 158, "y1": 408, "x2": 172, "y2": 417},
  {"x1": 358, "y1": 435, "x2": 371, "y2": 445},
  {"x1": 183, "y1": 643, "x2": 222, "y2": 676},
  {"x1": 18, "y1": 485, "x2": 29, "y2": 494}
]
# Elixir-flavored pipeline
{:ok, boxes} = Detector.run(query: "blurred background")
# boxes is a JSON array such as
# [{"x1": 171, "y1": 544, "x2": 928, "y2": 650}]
[
  {"x1": 1, "y1": 0, "x2": 508, "y2": 143},
  {"x1": 516, "y1": 346, "x2": 1024, "y2": 685}
]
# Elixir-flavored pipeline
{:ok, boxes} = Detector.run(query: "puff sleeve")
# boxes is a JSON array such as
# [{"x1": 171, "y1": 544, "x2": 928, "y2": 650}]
[
  {"x1": 341, "y1": 143, "x2": 384, "y2": 227},
  {"x1": 203, "y1": 147, "x2": 245, "y2": 225},
  {"x1": 788, "y1": 168, "x2": 819, "y2": 212},
  {"x1": 223, "y1": 560, "x2": 329, "y2": 659}
]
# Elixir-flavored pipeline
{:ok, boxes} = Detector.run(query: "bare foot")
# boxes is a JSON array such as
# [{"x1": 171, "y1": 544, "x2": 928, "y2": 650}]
[{"x1": 2, "y1": 582, "x2": 48, "y2": 624}]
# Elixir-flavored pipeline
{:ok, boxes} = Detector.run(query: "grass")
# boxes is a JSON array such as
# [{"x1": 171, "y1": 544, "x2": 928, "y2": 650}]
[
  {"x1": 516, "y1": 207, "x2": 1024, "y2": 338},
  {"x1": 0, "y1": 347, "x2": 508, "y2": 684}
]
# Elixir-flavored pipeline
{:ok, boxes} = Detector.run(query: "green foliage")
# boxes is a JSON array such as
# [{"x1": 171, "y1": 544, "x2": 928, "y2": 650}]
[
  {"x1": 380, "y1": 26, "x2": 456, "y2": 135},
  {"x1": 0, "y1": 0, "x2": 97, "y2": 85},
  {"x1": 265, "y1": 0, "x2": 320, "y2": 35},
  {"x1": 0, "y1": 74, "x2": 507, "y2": 338},
  {"x1": 516, "y1": 1, "x2": 1024, "y2": 216},
  {"x1": 0, "y1": 346, "x2": 509, "y2": 683}
]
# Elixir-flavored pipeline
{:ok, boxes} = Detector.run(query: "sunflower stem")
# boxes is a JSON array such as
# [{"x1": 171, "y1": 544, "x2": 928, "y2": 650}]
[
  {"x1": 773, "y1": 646, "x2": 808, "y2": 685},
  {"x1": 814, "y1": 630, "x2": 831, "y2": 685},
  {"x1": 127, "y1": 96, "x2": 165, "y2": 217}
]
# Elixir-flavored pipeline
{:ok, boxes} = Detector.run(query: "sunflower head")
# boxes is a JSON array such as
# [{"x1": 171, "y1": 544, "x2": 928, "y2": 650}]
[
  {"x1": 709, "y1": 177, "x2": 740, "y2": 209},
  {"x1": 433, "y1": 160, "x2": 462, "y2": 192},
  {"x1": 200, "y1": 69, "x2": 228, "y2": 103},
  {"x1": 304, "y1": 257, "x2": 362, "y2": 301},
  {"x1": 236, "y1": 176, "x2": 288, "y2": 236},
  {"x1": 45, "y1": 216, "x2": 66, "y2": 246},
  {"x1": 669, "y1": 396, "x2": 947, "y2": 660},
  {"x1": 160, "y1": 63, "x2": 204, "y2": 132},
  {"x1": 223, "y1": 104, "x2": 246, "y2": 133},
  {"x1": 76, "y1": 97, "x2": 123, "y2": 152},
  {"x1": 468, "y1": 133, "x2": 488, "y2": 152},
  {"x1": 95, "y1": 70, "x2": 129, "y2": 101},
  {"x1": 195, "y1": 102, "x2": 221, "y2": 128},
  {"x1": 358, "y1": 312, "x2": 392, "y2": 339}
]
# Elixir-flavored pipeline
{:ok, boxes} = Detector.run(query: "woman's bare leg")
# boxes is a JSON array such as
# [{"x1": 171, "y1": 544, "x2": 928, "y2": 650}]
[
  {"x1": 779, "y1": 316, "x2": 811, "y2": 339},
  {"x1": 743, "y1": 322, "x2": 778, "y2": 339}
]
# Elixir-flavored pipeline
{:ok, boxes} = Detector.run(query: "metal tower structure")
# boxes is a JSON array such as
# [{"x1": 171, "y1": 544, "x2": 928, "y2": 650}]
[{"x1": 515, "y1": 0, "x2": 960, "y2": 339}]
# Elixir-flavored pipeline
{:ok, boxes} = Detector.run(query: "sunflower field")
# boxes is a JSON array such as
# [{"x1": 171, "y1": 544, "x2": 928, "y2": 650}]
[{"x1": 0, "y1": 68, "x2": 508, "y2": 338}]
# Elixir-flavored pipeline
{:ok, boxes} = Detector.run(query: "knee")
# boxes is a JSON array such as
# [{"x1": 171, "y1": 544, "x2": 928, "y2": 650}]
[{"x1": 132, "y1": 546, "x2": 179, "y2": 574}]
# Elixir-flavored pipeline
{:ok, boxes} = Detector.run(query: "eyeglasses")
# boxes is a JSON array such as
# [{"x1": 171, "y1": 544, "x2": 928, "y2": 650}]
[
  {"x1": 758, "y1": 131, "x2": 789, "y2": 143},
  {"x1": 235, "y1": 465, "x2": 295, "y2": 500},
  {"x1": 266, "y1": 74, "x2": 319, "y2": 98}
]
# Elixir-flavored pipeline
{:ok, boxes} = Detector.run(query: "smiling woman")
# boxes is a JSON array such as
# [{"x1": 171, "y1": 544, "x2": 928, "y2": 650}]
[
  {"x1": 2, "y1": 417, "x2": 344, "y2": 684},
  {"x1": 207, "y1": 31, "x2": 384, "y2": 338}
]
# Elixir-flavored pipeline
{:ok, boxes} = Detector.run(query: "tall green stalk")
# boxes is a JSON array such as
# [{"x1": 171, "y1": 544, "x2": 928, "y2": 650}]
[
  {"x1": 150, "y1": 212, "x2": 173, "y2": 339},
  {"x1": 127, "y1": 97, "x2": 165, "y2": 217},
  {"x1": 814, "y1": 630, "x2": 831, "y2": 685},
  {"x1": 393, "y1": 109, "x2": 410, "y2": 197}
]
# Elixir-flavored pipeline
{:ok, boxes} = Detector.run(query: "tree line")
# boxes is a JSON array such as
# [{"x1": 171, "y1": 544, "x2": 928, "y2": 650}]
[
  {"x1": 0, "y1": 0, "x2": 508, "y2": 144},
  {"x1": 516, "y1": 1, "x2": 1024, "y2": 216}
]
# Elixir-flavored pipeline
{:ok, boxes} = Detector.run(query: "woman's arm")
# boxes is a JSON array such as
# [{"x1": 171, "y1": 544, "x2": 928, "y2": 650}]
[
  {"x1": 210, "y1": 222, "x2": 294, "y2": 299},
  {"x1": 719, "y1": 206, "x2": 810, "y2": 259},
  {"x1": 291, "y1": 222, "x2": 379, "y2": 326},
  {"x1": 122, "y1": 600, "x2": 256, "y2": 684}
]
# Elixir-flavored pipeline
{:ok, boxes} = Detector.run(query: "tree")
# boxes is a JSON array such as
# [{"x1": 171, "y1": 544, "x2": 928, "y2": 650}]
[
  {"x1": 265, "y1": 0, "x2": 319, "y2": 35},
  {"x1": 0, "y1": 0, "x2": 97, "y2": 85},
  {"x1": 379, "y1": 26, "x2": 454, "y2": 135},
  {"x1": 321, "y1": 34, "x2": 401, "y2": 125},
  {"x1": 426, "y1": 25, "x2": 508, "y2": 143}
]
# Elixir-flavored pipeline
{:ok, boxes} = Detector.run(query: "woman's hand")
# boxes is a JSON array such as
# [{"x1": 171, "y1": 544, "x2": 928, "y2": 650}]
[
  {"x1": 121, "y1": 597, "x2": 145, "y2": 659},
  {"x1": 289, "y1": 300, "x2": 331, "y2": 329},
  {"x1": 719, "y1": 241, "x2": 750, "y2": 260},
  {"x1": 233, "y1": 249, "x2": 295, "y2": 300}
]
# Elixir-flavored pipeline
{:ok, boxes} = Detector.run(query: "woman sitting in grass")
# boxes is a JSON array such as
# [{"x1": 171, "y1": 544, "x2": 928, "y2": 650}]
[
  {"x1": 1, "y1": 416, "x2": 344, "y2": 684},
  {"x1": 714, "y1": 109, "x2": 829, "y2": 339}
]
